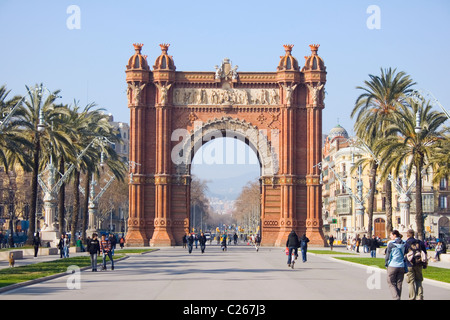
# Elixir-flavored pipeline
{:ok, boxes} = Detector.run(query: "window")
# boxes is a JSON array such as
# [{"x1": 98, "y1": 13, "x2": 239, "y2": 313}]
[
  {"x1": 440, "y1": 178, "x2": 448, "y2": 190},
  {"x1": 439, "y1": 195, "x2": 448, "y2": 209}
]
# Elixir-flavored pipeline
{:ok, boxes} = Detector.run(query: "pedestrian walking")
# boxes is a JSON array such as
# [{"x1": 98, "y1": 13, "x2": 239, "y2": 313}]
[
  {"x1": 355, "y1": 234, "x2": 361, "y2": 253},
  {"x1": 63, "y1": 234, "x2": 70, "y2": 258},
  {"x1": 328, "y1": 235, "x2": 334, "y2": 251},
  {"x1": 286, "y1": 230, "x2": 299, "y2": 267},
  {"x1": 32, "y1": 232, "x2": 41, "y2": 258},
  {"x1": 385, "y1": 230, "x2": 407, "y2": 300},
  {"x1": 199, "y1": 232, "x2": 207, "y2": 253},
  {"x1": 182, "y1": 234, "x2": 187, "y2": 249},
  {"x1": 299, "y1": 234, "x2": 309, "y2": 262},
  {"x1": 369, "y1": 234, "x2": 379, "y2": 258},
  {"x1": 100, "y1": 234, "x2": 114, "y2": 271},
  {"x1": 255, "y1": 234, "x2": 261, "y2": 252},
  {"x1": 233, "y1": 233, "x2": 238, "y2": 245},
  {"x1": 187, "y1": 233, "x2": 194, "y2": 254},
  {"x1": 76, "y1": 236, "x2": 85, "y2": 252},
  {"x1": 434, "y1": 240, "x2": 443, "y2": 261},
  {"x1": 404, "y1": 229, "x2": 427, "y2": 300},
  {"x1": 194, "y1": 233, "x2": 198, "y2": 249},
  {"x1": 109, "y1": 233, "x2": 117, "y2": 256},
  {"x1": 58, "y1": 234, "x2": 64, "y2": 258},
  {"x1": 221, "y1": 233, "x2": 228, "y2": 251},
  {"x1": 362, "y1": 235, "x2": 368, "y2": 253},
  {"x1": 87, "y1": 233, "x2": 101, "y2": 272}
]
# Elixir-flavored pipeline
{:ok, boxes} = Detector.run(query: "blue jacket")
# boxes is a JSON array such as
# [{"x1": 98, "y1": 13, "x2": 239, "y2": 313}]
[{"x1": 385, "y1": 238, "x2": 406, "y2": 268}]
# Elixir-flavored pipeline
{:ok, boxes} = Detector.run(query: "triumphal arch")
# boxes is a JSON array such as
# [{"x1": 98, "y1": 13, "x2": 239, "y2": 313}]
[{"x1": 125, "y1": 43, "x2": 326, "y2": 247}]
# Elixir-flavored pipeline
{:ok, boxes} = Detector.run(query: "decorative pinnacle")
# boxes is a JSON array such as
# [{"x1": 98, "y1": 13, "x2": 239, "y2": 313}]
[
  {"x1": 309, "y1": 44, "x2": 320, "y2": 54},
  {"x1": 283, "y1": 44, "x2": 294, "y2": 54},
  {"x1": 133, "y1": 43, "x2": 144, "y2": 53},
  {"x1": 159, "y1": 43, "x2": 170, "y2": 53}
]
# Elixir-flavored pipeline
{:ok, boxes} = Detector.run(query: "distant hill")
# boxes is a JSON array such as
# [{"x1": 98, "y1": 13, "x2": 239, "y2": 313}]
[{"x1": 192, "y1": 164, "x2": 260, "y2": 201}]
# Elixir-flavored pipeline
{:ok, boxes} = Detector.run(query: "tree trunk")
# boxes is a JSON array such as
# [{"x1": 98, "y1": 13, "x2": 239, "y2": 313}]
[
  {"x1": 81, "y1": 170, "x2": 91, "y2": 242},
  {"x1": 367, "y1": 161, "x2": 378, "y2": 237},
  {"x1": 385, "y1": 178, "x2": 393, "y2": 236},
  {"x1": 26, "y1": 138, "x2": 40, "y2": 245},
  {"x1": 58, "y1": 158, "x2": 65, "y2": 235},
  {"x1": 415, "y1": 161, "x2": 424, "y2": 240},
  {"x1": 70, "y1": 170, "x2": 81, "y2": 246}
]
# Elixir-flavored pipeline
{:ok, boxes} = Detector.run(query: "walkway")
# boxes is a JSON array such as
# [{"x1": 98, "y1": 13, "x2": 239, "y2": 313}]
[{"x1": 0, "y1": 244, "x2": 449, "y2": 300}]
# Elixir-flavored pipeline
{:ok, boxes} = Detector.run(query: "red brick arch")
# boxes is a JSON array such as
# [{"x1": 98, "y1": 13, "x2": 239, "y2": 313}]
[{"x1": 125, "y1": 43, "x2": 326, "y2": 246}]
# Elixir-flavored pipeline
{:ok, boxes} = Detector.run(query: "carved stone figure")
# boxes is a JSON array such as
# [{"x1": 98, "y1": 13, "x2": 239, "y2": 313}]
[
  {"x1": 155, "y1": 83, "x2": 172, "y2": 105},
  {"x1": 307, "y1": 82, "x2": 324, "y2": 106},
  {"x1": 283, "y1": 84, "x2": 298, "y2": 105},
  {"x1": 128, "y1": 82, "x2": 146, "y2": 106}
]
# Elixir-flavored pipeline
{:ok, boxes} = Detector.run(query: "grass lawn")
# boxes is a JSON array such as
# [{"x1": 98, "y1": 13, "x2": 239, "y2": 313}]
[
  {"x1": 0, "y1": 254, "x2": 124, "y2": 289},
  {"x1": 309, "y1": 250, "x2": 358, "y2": 255},
  {"x1": 334, "y1": 257, "x2": 450, "y2": 283}
]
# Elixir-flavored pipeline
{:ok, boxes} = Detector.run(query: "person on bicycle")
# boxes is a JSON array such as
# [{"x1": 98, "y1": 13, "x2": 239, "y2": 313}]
[{"x1": 286, "y1": 229, "x2": 300, "y2": 267}]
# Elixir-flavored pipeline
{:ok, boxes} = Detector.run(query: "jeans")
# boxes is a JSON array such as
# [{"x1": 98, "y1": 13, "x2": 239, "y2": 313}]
[
  {"x1": 200, "y1": 244, "x2": 206, "y2": 253},
  {"x1": 188, "y1": 243, "x2": 193, "y2": 253},
  {"x1": 90, "y1": 253, "x2": 98, "y2": 270},
  {"x1": 63, "y1": 246, "x2": 69, "y2": 258},
  {"x1": 287, "y1": 247, "x2": 298, "y2": 265},
  {"x1": 301, "y1": 248, "x2": 307, "y2": 262},
  {"x1": 370, "y1": 250, "x2": 376, "y2": 258},
  {"x1": 102, "y1": 251, "x2": 114, "y2": 269}
]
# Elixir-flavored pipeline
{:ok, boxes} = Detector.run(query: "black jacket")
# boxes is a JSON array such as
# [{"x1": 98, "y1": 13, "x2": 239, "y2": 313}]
[
  {"x1": 369, "y1": 238, "x2": 380, "y2": 250},
  {"x1": 300, "y1": 235, "x2": 310, "y2": 249},
  {"x1": 87, "y1": 238, "x2": 101, "y2": 255},
  {"x1": 286, "y1": 231, "x2": 300, "y2": 248},
  {"x1": 199, "y1": 235, "x2": 207, "y2": 245}
]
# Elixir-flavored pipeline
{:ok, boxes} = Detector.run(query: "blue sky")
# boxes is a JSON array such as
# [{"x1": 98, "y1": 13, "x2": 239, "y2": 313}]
[
  {"x1": 1, "y1": 0, "x2": 449, "y2": 135},
  {"x1": 1, "y1": 0, "x2": 449, "y2": 187}
]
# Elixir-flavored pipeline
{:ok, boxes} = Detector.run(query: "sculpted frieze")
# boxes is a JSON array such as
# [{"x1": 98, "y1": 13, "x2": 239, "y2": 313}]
[{"x1": 173, "y1": 88, "x2": 280, "y2": 106}]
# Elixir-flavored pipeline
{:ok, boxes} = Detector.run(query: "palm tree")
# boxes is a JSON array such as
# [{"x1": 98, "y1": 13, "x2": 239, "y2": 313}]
[
  {"x1": 351, "y1": 68, "x2": 416, "y2": 237},
  {"x1": 377, "y1": 98, "x2": 448, "y2": 239},
  {"x1": 65, "y1": 104, "x2": 126, "y2": 244},
  {"x1": 349, "y1": 138, "x2": 379, "y2": 238},
  {"x1": 18, "y1": 84, "x2": 71, "y2": 244},
  {"x1": 0, "y1": 85, "x2": 33, "y2": 245},
  {"x1": 429, "y1": 132, "x2": 450, "y2": 185}
]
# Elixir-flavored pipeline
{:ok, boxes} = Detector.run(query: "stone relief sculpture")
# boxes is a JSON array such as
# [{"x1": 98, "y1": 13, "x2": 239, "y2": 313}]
[
  {"x1": 128, "y1": 82, "x2": 146, "y2": 106},
  {"x1": 155, "y1": 83, "x2": 172, "y2": 105},
  {"x1": 172, "y1": 88, "x2": 279, "y2": 106},
  {"x1": 283, "y1": 84, "x2": 298, "y2": 105},
  {"x1": 307, "y1": 82, "x2": 324, "y2": 106}
]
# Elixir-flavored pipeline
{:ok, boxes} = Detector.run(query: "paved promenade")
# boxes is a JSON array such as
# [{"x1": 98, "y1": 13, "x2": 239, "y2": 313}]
[{"x1": 0, "y1": 243, "x2": 449, "y2": 301}]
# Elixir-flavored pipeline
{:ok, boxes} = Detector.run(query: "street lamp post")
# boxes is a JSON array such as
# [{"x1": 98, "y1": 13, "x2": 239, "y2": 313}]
[
  {"x1": 38, "y1": 136, "x2": 110, "y2": 246},
  {"x1": 86, "y1": 167, "x2": 116, "y2": 236}
]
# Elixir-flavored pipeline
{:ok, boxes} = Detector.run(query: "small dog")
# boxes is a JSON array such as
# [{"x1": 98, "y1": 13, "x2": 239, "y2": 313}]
[{"x1": 8, "y1": 252, "x2": 15, "y2": 268}]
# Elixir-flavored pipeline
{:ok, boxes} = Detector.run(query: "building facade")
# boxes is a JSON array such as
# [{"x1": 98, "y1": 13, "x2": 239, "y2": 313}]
[{"x1": 322, "y1": 124, "x2": 450, "y2": 242}]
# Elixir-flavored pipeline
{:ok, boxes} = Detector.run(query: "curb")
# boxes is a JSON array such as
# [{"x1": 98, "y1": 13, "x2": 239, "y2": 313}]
[
  {"x1": 0, "y1": 255, "x2": 129, "y2": 294},
  {"x1": 310, "y1": 252, "x2": 450, "y2": 290}
]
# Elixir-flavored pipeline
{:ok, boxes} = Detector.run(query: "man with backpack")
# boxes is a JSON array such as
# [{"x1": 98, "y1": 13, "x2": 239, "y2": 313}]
[{"x1": 404, "y1": 229, "x2": 427, "y2": 300}]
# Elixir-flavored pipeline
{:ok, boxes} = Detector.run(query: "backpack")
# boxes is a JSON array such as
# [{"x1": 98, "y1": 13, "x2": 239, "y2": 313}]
[{"x1": 406, "y1": 239, "x2": 428, "y2": 268}]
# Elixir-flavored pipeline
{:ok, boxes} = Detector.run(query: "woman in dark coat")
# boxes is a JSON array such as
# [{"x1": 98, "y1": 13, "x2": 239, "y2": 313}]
[{"x1": 299, "y1": 234, "x2": 310, "y2": 262}]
